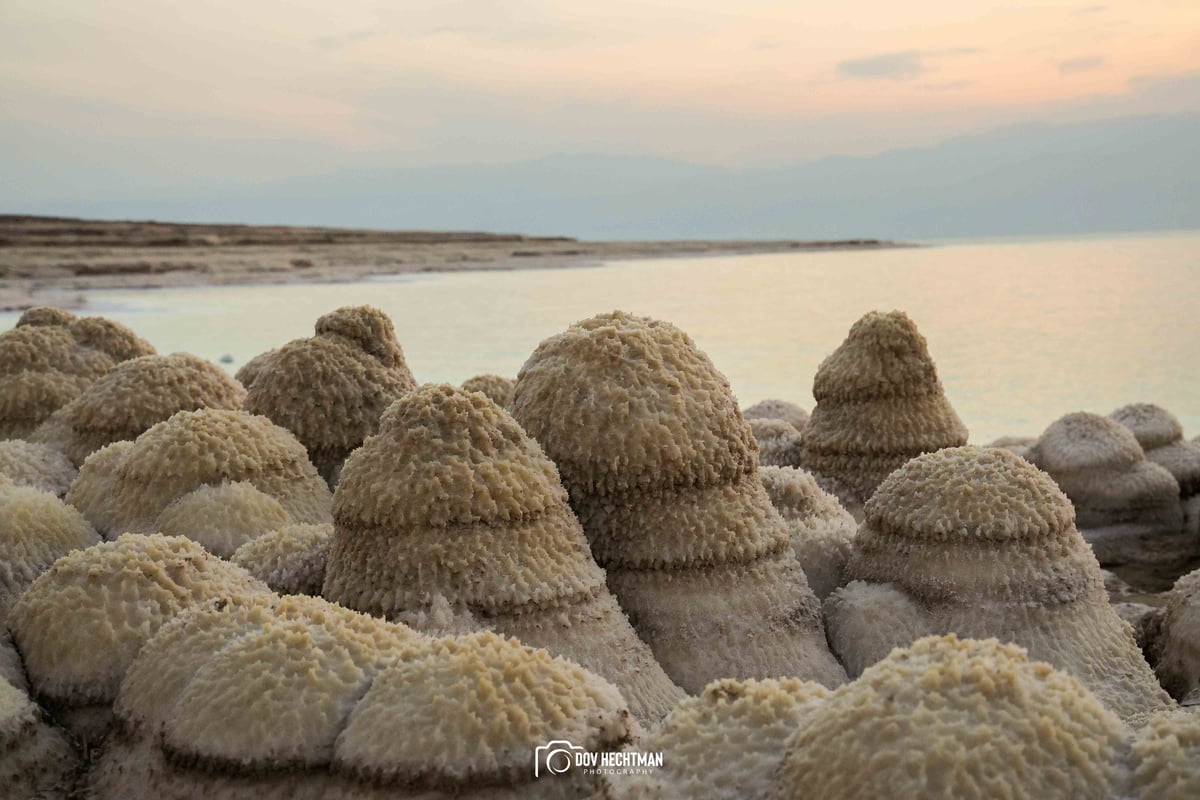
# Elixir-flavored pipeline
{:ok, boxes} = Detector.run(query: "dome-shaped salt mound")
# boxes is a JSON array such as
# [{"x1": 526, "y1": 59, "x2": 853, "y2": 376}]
[
  {"x1": 748, "y1": 418, "x2": 803, "y2": 468},
  {"x1": 824, "y1": 446, "x2": 1173, "y2": 722},
  {"x1": 988, "y1": 435, "x2": 1036, "y2": 460},
  {"x1": 7, "y1": 533, "x2": 269, "y2": 741},
  {"x1": 0, "y1": 672, "x2": 81, "y2": 799},
  {"x1": 232, "y1": 523, "x2": 333, "y2": 595},
  {"x1": 800, "y1": 310, "x2": 968, "y2": 506},
  {"x1": 774, "y1": 636, "x2": 1129, "y2": 800},
  {"x1": 0, "y1": 439, "x2": 76, "y2": 495},
  {"x1": 68, "y1": 408, "x2": 332, "y2": 540},
  {"x1": 0, "y1": 479, "x2": 99, "y2": 624},
  {"x1": 29, "y1": 353, "x2": 247, "y2": 466},
  {"x1": 91, "y1": 597, "x2": 635, "y2": 799},
  {"x1": 461, "y1": 373, "x2": 515, "y2": 408},
  {"x1": 1029, "y1": 411, "x2": 1185, "y2": 565},
  {"x1": 16, "y1": 306, "x2": 75, "y2": 327},
  {"x1": 0, "y1": 311, "x2": 154, "y2": 438},
  {"x1": 512, "y1": 311, "x2": 846, "y2": 694},
  {"x1": 325, "y1": 383, "x2": 685, "y2": 724},
  {"x1": 604, "y1": 677, "x2": 831, "y2": 800},
  {"x1": 244, "y1": 306, "x2": 417, "y2": 483},
  {"x1": 154, "y1": 481, "x2": 290, "y2": 558},
  {"x1": 759, "y1": 466, "x2": 856, "y2": 599},
  {"x1": 1146, "y1": 568, "x2": 1200, "y2": 704},
  {"x1": 1112, "y1": 403, "x2": 1200, "y2": 536},
  {"x1": 1129, "y1": 710, "x2": 1200, "y2": 800},
  {"x1": 233, "y1": 348, "x2": 277, "y2": 389},
  {"x1": 742, "y1": 398, "x2": 809, "y2": 431}
]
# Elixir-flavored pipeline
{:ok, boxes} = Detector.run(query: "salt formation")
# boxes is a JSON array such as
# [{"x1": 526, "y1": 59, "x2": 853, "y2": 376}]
[
  {"x1": 988, "y1": 435, "x2": 1037, "y2": 460},
  {"x1": 233, "y1": 348, "x2": 277, "y2": 389},
  {"x1": 0, "y1": 308, "x2": 154, "y2": 438},
  {"x1": 1028, "y1": 411, "x2": 1185, "y2": 564},
  {"x1": 232, "y1": 523, "x2": 333, "y2": 595},
  {"x1": 325, "y1": 384, "x2": 685, "y2": 723},
  {"x1": 7, "y1": 533, "x2": 269, "y2": 740},
  {"x1": 0, "y1": 439, "x2": 76, "y2": 495},
  {"x1": 824, "y1": 446, "x2": 1173, "y2": 722},
  {"x1": 0, "y1": 671, "x2": 81, "y2": 799},
  {"x1": 243, "y1": 306, "x2": 418, "y2": 482},
  {"x1": 90, "y1": 595, "x2": 636, "y2": 799},
  {"x1": 461, "y1": 373, "x2": 515, "y2": 408},
  {"x1": 0, "y1": 477, "x2": 99, "y2": 624},
  {"x1": 29, "y1": 353, "x2": 246, "y2": 465},
  {"x1": 1145, "y1": 568, "x2": 1200, "y2": 704},
  {"x1": 773, "y1": 636, "x2": 1130, "y2": 800},
  {"x1": 1111, "y1": 403, "x2": 1200, "y2": 535},
  {"x1": 748, "y1": 418, "x2": 804, "y2": 468},
  {"x1": 1129, "y1": 710, "x2": 1200, "y2": 799},
  {"x1": 512, "y1": 311, "x2": 846, "y2": 693},
  {"x1": 800, "y1": 310, "x2": 968, "y2": 507},
  {"x1": 742, "y1": 398, "x2": 809, "y2": 431},
  {"x1": 154, "y1": 481, "x2": 290, "y2": 558},
  {"x1": 604, "y1": 677, "x2": 831, "y2": 800},
  {"x1": 759, "y1": 466, "x2": 857, "y2": 599},
  {"x1": 66, "y1": 408, "x2": 332, "y2": 540}
]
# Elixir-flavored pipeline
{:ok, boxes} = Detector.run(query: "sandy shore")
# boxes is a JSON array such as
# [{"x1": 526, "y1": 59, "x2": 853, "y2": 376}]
[{"x1": 0, "y1": 215, "x2": 916, "y2": 310}]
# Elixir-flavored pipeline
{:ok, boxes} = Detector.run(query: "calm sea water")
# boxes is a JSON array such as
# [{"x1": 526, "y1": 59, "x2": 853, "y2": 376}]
[{"x1": 4, "y1": 232, "x2": 1198, "y2": 444}]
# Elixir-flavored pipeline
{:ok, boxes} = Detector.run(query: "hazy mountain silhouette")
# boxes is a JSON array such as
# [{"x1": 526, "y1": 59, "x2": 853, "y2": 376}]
[{"x1": 10, "y1": 113, "x2": 1198, "y2": 240}]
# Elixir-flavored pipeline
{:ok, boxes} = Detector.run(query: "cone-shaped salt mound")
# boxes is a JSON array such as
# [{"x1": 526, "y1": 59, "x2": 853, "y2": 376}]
[
  {"x1": 232, "y1": 523, "x2": 333, "y2": 595},
  {"x1": 0, "y1": 310, "x2": 154, "y2": 438},
  {"x1": 748, "y1": 418, "x2": 803, "y2": 468},
  {"x1": 244, "y1": 306, "x2": 418, "y2": 483},
  {"x1": 773, "y1": 636, "x2": 1130, "y2": 800},
  {"x1": 461, "y1": 373, "x2": 515, "y2": 408},
  {"x1": 824, "y1": 446, "x2": 1173, "y2": 722},
  {"x1": 512, "y1": 311, "x2": 846, "y2": 694},
  {"x1": 29, "y1": 353, "x2": 247, "y2": 466},
  {"x1": 0, "y1": 439, "x2": 76, "y2": 496},
  {"x1": 800, "y1": 310, "x2": 968, "y2": 505},
  {"x1": 0, "y1": 478, "x2": 99, "y2": 624},
  {"x1": 0, "y1": 672, "x2": 81, "y2": 800},
  {"x1": 91, "y1": 597, "x2": 635, "y2": 800},
  {"x1": 759, "y1": 466, "x2": 857, "y2": 599},
  {"x1": 7, "y1": 533, "x2": 269, "y2": 741},
  {"x1": 1028, "y1": 411, "x2": 1185, "y2": 564},
  {"x1": 1146, "y1": 568, "x2": 1200, "y2": 704},
  {"x1": 743, "y1": 398, "x2": 809, "y2": 431},
  {"x1": 603, "y1": 677, "x2": 831, "y2": 800},
  {"x1": 325, "y1": 383, "x2": 685, "y2": 724},
  {"x1": 1112, "y1": 403, "x2": 1200, "y2": 536},
  {"x1": 68, "y1": 408, "x2": 332, "y2": 540}
]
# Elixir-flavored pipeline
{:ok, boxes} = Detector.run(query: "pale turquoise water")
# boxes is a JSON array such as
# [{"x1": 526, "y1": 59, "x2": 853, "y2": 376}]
[{"x1": 4, "y1": 232, "x2": 1198, "y2": 444}]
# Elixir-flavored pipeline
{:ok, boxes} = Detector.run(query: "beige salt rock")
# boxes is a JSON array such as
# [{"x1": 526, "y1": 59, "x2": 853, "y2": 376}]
[
  {"x1": 324, "y1": 384, "x2": 685, "y2": 724},
  {"x1": 243, "y1": 306, "x2": 417, "y2": 483},
  {"x1": 29, "y1": 353, "x2": 246, "y2": 466},
  {"x1": 1112, "y1": 403, "x2": 1200, "y2": 537},
  {"x1": 748, "y1": 418, "x2": 804, "y2": 468},
  {"x1": 743, "y1": 398, "x2": 809, "y2": 431},
  {"x1": 231, "y1": 523, "x2": 333, "y2": 596},
  {"x1": 1129, "y1": 709, "x2": 1200, "y2": 799},
  {"x1": 0, "y1": 672, "x2": 81, "y2": 799},
  {"x1": 824, "y1": 446, "x2": 1173, "y2": 723},
  {"x1": 0, "y1": 439, "x2": 76, "y2": 496},
  {"x1": 758, "y1": 465, "x2": 857, "y2": 598},
  {"x1": 1148, "y1": 568, "x2": 1200, "y2": 703},
  {"x1": 1028, "y1": 412, "x2": 1186, "y2": 565},
  {"x1": 0, "y1": 479, "x2": 99, "y2": 624},
  {"x1": 800, "y1": 310, "x2": 968, "y2": 508},
  {"x1": 74, "y1": 408, "x2": 331, "y2": 539},
  {"x1": 460, "y1": 373, "x2": 516, "y2": 408},
  {"x1": 512, "y1": 311, "x2": 846, "y2": 694},
  {"x1": 7, "y1": 533, "x2": 269, "y2": 741},
  {"x1": 154, "y1": 481, "x2": 290, "y2": 558}
]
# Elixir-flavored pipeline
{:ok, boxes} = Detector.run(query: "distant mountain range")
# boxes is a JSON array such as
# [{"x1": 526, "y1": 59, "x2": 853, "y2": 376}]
[{"x1": 8, "y1": 113, "x2": 1198, "y2": 240}]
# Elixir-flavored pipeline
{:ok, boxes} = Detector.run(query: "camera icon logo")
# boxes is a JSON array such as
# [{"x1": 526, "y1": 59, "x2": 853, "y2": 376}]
[{"x1": 534, "y1": 739, "x2": 585, "y2": 777}]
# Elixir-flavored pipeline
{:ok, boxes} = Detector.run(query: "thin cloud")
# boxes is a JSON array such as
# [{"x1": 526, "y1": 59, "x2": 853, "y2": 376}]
[
  {"x1": 836, "y1": 48, "x2": 981, "y2": 81},
  {"x1": 1075, "y1": 5, "x2": 1108, "y2": 14},
  {"x1": 1059, "y1": 56, "x2": 1107, "y2": 75},
  {"x1": 923, "y1": 80, "x2": 975, "y2": 92}
]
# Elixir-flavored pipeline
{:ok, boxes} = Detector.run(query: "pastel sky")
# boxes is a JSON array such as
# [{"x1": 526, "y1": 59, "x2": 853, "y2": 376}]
[{"x1": 3, "y1": 0, "x2": 1199, "y2": 196}]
